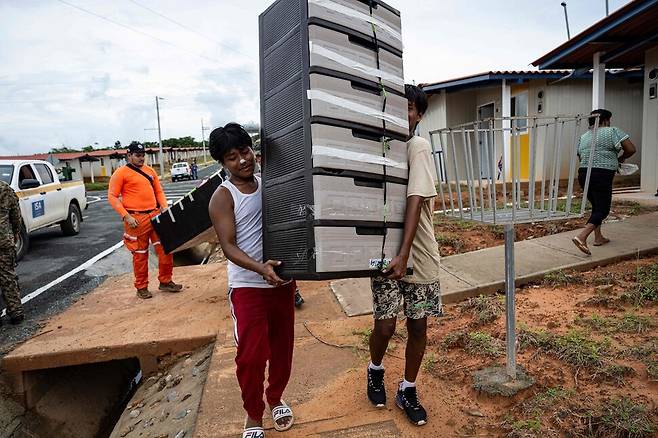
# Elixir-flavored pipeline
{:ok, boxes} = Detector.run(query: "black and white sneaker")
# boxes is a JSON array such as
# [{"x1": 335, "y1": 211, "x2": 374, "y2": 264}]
[
  {"x1": 396, "y1": 386, "x2": 427, "y2": 426},
  {"x1": 367, "y1": 367, "x2": 386, "y2": 408}
]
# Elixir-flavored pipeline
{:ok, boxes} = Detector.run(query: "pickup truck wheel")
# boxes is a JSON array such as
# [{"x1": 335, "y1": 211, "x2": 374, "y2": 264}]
[
  {"x1": 15, "y1": 225, "x2": 28, "y2": 261},
  {"x1": 61, "y1": 203, "x2": 81, "y2": 236}
]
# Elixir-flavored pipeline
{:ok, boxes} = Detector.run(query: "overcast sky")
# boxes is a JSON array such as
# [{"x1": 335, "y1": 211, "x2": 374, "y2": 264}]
[{"x1": 0, "y1": 0, "x2": 630, "y2": 155}]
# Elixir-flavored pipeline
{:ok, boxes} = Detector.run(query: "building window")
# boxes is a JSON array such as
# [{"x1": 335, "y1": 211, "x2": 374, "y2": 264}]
[{"x1": 510, "y1": 91, "x2": 528, "y2": 130}]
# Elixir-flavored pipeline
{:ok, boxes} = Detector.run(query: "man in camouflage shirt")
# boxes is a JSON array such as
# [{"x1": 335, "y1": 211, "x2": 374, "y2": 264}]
[{"x1": 0, "y1": 181, "x2": 24, "y2": 324}]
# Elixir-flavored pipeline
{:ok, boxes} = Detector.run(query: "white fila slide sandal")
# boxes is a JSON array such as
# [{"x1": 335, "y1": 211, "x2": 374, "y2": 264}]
[
  {"x1": 271, "y1": 401, "x2": 294, "y2": 432},
  {"x1": 243, "y1": 427, "x2": 264, "y2": 438}
]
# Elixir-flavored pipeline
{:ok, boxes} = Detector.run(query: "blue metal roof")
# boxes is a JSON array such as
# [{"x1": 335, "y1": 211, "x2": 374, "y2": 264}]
[
  {"x1": 532, "y1": 0, "x2": 658, "y2": 69},
  {"x1": 421, "y1": 70, "x2": 571, "y2": 94}
]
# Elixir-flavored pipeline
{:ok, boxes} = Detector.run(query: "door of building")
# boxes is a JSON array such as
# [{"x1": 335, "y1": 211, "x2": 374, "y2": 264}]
[{"x1": 477, "y1": 103, "x2": 495, "y2": 178}]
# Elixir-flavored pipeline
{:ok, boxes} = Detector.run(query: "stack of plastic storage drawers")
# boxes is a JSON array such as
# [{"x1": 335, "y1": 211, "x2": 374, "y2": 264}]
[{"x1": 259, "y1": 0, "x2": 409, "y2": 280}]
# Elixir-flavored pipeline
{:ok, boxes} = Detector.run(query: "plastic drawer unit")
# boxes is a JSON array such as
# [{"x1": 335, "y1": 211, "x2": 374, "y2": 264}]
[
  {"x1": 308, "y1": 24, "x2": 403, "y2": 94},
  {"x1": 308, "y1": 0, "x2": 402, "y2": 52},
  {"x1": 311, "y1": 124, "x2": 408, "y2": 180},
  {"x1": 265, "y1": 225, "x2": 411, "y2": 279},
  {"x1": 259, "y1": 0, "x2": 408, "y2": 280},
  {"x1": 265, "y1": 173, "x2": 407, "y2": 226},
  {"x1": 151, "y1": 172, "x2": 225, "y2": 254},
  {"x1": 308, "y1": 73, "x2": 407, "y2": 137}
]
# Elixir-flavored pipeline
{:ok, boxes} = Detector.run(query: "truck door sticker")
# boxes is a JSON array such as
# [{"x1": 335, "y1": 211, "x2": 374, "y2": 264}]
[{"x1": 32, "y1": 200, "x2": 45, "y2": 218}]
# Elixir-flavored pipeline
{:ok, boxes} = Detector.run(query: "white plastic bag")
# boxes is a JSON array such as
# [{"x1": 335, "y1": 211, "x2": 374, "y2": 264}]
[{"x1": 618, "y1": 163, "x2": 639, "y2": 176}]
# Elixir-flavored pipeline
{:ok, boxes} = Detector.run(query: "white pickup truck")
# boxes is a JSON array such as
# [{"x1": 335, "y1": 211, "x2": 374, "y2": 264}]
[{"x1": 0, "y1": 159, "x2": 87, "y2": 260}]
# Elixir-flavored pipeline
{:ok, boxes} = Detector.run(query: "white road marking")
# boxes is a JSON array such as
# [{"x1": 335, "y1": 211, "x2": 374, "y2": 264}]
[
  {"x1": 1, "y1": 240, "x2": 125, "y2": 317},
  {"x1": 86, "y1": 196, "x2": 102, "y2": 205}
]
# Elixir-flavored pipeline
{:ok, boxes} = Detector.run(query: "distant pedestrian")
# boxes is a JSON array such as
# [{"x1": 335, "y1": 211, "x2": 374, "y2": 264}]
[
  {"x1": 0, "y1": 181, "x2": 24, "y2": 325},
  {"x1": 572, "y1": 109, "x2": 636, "y2": 255},
  {"x1": 191, "y1": 159, "x2": 199, "y2": 180},
  {"x1": 108, "y1": 142, "x2": 184, "y2": 298},
  {"x1": 254, "y1": 150, "x2": 262, "y2": 176}
]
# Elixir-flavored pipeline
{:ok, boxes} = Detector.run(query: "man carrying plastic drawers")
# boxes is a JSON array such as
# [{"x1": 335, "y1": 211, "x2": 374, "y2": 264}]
[
  {"x1": 208, "y1": 123, "x2": 296, "y2": 438},
  {"x1": 366, "y1": 85, "x2": 443, "y2": 426}
]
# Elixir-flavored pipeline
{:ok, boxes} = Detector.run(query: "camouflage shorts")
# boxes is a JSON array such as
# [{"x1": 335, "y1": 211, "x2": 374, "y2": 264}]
[{"x1": 371, "y1": 276, "x2": 443, "y2": 320}]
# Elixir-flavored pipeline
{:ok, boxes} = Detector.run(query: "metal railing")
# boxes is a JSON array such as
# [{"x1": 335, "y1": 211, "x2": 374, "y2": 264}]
[
  {"x1": 429, "y1": 114, "x2": 598, "y2": 379},
  {"x1": 429, "y1": 115, "x2": 598, "y2": 225}
]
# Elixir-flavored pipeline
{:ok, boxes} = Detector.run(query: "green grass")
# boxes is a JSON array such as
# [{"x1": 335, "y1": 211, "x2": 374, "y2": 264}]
[
  {"x1": 555, "y1": 197, "x2": 584, "y2": 214},
  {"x1": 511, "y1": 418, "x2": 542, "y2": 433},
  {"x1": 467, "y1": 332, "x2": 504, "y2": 357},
  {"x1": 543, "y1": 270, "x2": 584, "y2": 287},
  {"x1": 576, "y1": 313, "x2": 655, "y2": 334},
  {"x1": 84, "y1": 182, "x2": 109, "y2": 191},
  {"x1": 622, "y1": 264, "x2": 658, "y2": 306},
  {"x1": 520, "y1": 328, "x2": 610, "y2": 369},
  {"x1": 592, "y1": 398, "x2": 657, "y2": 437},
  {"x1": 460, "y1": 294, "x2": 505, "y2": 325},
  {"x1": 595, "y1": 363, "x2": 635, "y2": 384},
  {"x1": 646, "y1": 361, "x2": 658, "y2": 380},
  {"x1": 523, "y1": 386, "x2": 574, "y2": 416},
  {"x1": 624, "y1": 338, "x2": 658, "y2": 360},
  {"x1": 591, "y1": 271, "x2": 619, "y2": 286},
  {"x1": 422, "y1": 353, "x2": 439, "y2": 374},
  {"x1": 434, "y1": 233, "x2": 465, "y2": 251},
  {"x1": 628, "y1": 202, "x2": 644, "y2": 216},
  {"x1": 623, "y1": 339, "x2": 658, "y2": 380},
  {"x1": 352, "y1": 328, "x2": 372, "y2": 347},
  {"x1": 442, "y1": 330, "x2": 504, "y2": 357},
  {"x1": 618, "y1": 314, "x2": 655, "y2": 333}
]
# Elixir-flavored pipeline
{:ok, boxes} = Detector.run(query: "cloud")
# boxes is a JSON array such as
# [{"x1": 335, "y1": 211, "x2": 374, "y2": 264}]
[{"x1": 0, "y1": 0, "x2": 631, "y2": 155}]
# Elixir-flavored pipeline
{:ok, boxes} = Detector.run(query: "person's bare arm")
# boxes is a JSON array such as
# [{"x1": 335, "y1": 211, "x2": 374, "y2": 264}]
[
  {"x1": 208, "y1": 187, "x2": 284, "y2": 286},
  {"x1": 618, "y1": 139, "x2": 636, "y2": 163},
  {"x1": 382, "y1": 195, "x2": 423, "y2": 280}
]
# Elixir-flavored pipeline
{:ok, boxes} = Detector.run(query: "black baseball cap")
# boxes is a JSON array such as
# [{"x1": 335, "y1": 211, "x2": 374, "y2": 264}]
[{"x1": 128, "y1": 142, "x2": 145, "y2": 154}]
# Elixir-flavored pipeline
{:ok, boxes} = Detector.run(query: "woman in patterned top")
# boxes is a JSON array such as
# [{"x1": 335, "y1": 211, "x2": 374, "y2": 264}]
[{"x1": 572, "y1": 109, "x2": 636, "y2": 255}]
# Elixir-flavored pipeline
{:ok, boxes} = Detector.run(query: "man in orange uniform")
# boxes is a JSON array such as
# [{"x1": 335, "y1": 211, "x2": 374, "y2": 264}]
[{"x1": 108, "y1": 142, "x2": 183, "y2": 298}]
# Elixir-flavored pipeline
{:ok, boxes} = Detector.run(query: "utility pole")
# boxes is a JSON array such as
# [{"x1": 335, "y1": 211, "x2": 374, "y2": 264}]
[
  {"x1": 561, "y1": 2, "x2": 571, "y2": 40},
  {"x1": 155, "y1": 96, "x2": 165, "y2": 178},
  {"x1": 605, "y1": 0, "x2": 609, "y2": 16},
  {"x1": 201, "y1": 118, "x2": 211, "y2": 163}
]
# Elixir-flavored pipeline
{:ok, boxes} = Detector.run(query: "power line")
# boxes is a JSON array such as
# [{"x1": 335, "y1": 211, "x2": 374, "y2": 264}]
[
  {"x1": 54, "y1": 0, "x2": 221, "y2": 64},
  {"x1": 125, "y1": 0, "x2": 254, "y2": 60}
]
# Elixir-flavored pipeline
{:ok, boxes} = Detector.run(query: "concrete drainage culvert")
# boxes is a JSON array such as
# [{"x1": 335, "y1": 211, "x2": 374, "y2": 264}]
[{"x1": 110, "y1": 344, "x2": 214, "y2": 438}]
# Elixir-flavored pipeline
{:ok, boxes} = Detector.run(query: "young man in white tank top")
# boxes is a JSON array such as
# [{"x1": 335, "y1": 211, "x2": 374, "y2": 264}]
[{"x1": 208, "y1": 123, "x2": 296, "y2": 438}]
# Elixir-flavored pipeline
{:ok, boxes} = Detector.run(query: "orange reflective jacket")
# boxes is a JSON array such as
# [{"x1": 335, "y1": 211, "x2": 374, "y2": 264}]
[{"x1": 108, "y1": 165, "x2": 167, "y2": 218}]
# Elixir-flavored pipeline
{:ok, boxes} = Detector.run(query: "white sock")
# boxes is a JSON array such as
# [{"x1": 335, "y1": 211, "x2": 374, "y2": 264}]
[
  {"x1": 400, "y1": 379, "x2": 416, "y2": 390},
  {"x1": 368, "y1": 361, "x2": 384, "y2": 371}
]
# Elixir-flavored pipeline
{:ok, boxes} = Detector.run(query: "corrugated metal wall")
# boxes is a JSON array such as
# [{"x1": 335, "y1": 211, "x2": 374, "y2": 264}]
[{"x1": 642, "y1": 47, "x2": 658, "y2": 193}]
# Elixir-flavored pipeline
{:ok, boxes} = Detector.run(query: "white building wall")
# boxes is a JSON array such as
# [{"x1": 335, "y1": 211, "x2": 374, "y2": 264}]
[
  {"x1": 420, "y1": 77, "x2": 644, "y2": 185},
  {"x1": 642, "y1": 47, "x2": 658, "y2": 193},
  {"x1": 543, "y1": 78, "x2": 643, "y2": 166},
  {"x1": 418, "y1": 91, "x2": 447, "y2": 141}
]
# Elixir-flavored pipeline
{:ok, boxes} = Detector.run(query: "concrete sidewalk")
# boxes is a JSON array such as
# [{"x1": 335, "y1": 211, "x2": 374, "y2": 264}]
[{"x1": 332, "y1": 212, "x2": 658, "y2": 316}]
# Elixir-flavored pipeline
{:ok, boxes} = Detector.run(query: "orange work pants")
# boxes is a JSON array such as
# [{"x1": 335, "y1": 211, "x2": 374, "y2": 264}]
[{"x1": 122, "y1": 211, "x2": 173, "y2": 290}]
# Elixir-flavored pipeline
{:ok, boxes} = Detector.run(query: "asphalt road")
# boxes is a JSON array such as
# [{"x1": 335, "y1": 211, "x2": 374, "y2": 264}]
[{"x1": 1, "y1": 163, "x2": 220, "y2": 351}]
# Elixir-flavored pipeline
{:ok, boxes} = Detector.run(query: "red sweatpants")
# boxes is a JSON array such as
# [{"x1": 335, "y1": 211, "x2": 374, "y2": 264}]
[
  {"x1": 229, "y1": 281, "x2": 296, "y2": 421},
  {"x1": 122, "y1": 211, "x2": 173, "y2": 290}
]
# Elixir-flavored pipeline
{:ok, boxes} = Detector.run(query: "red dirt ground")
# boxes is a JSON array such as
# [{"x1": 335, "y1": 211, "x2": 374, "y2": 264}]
[
  {"x1": 298, "y1": 255, "x2": 658, "y2": 437},
  {"x1": 434, "y1": 200, "x2": 658, "y2": 256}
]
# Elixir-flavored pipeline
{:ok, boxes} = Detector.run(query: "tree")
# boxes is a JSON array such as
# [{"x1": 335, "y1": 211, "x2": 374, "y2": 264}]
[
  {"x1": 114, "y1": 141, "x2": 122, "y2": 150},
  {"x1": 162, "y1": 136, "x2": 202, "y2": 148},
  {"x1": 49, "y1": 146, "x2": 79, "y2": 153},
  {"x1": 82, "y1": 145, "x2": 95, "y2": 152}
]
